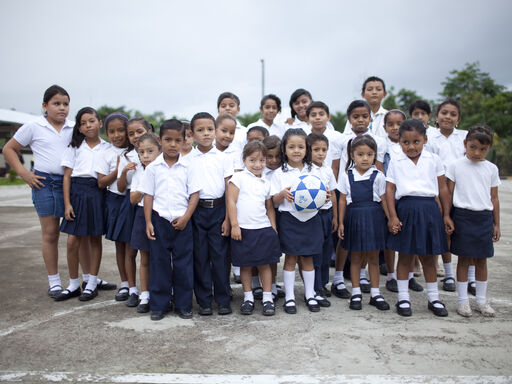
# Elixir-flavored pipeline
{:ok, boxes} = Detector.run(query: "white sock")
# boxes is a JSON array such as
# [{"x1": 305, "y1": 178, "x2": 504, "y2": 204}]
[
  {"x1": 426, "y1": 282, "x2": 443, "y2": 308},
  {"x1": 386, "y1": 272, "x2": 396, "y2": 282},
  {"x1": 139, "y1": 291, "x2": 150, "y2": 304},
  {"x1": 233, "y1": 266, "x2": 240, "y2": 275},
  {"x1": 370, "y1": 288, "x2": 382, "y2": 298},
  {"x1": 360, "y1": 268, "x2": 367, "y2": 280},
  {"x1": 244, "y1": 290, "x2": 254, "y2": 302},
  {"x1": 67, "y1": 278, "x2": 80, "y2": 292},
  {"x1": 333, "y1": 270, "x2": 344, "y2": 284},
  {"x1": 262, "y1": 292, "x2": 273, "y2": 303},
  {"x1": 283, "y1": 270, "x2": 296, "y2": 304},
  {"x1": 252, "y1": 276, "x2": 261, "y2": 289},
  {"x1": 444, "y1": 262, "x2": 454, "y2": 278},
  {"x1": 82, "y1": 273, "x2": 90, "y2": 283},
  {"x1": 468, "y1": 265, "x2": 476, "y2": 283},
  {"x1": 129, "y1": 286, "x2": 139, "y2": 295},
  {"x1": 120, "y1": 281, "x2": 129, "y2": 289},
  {"x1": 475, "y1": 280, "x2": 487, "y2": 305},
  {"x1": 85, "y1": 275, "x2": 98, "y2": 291},
  {"x1": 408, "y1": 272, "x2": 414, "y2": 280},
  {"x1": 352, "y1": 287, "x2": 362, "y2": 300},
  {"x1": 457, "y1": 281, "x2": 469, "y2": 304},
  {"x1": 271, "y1": 283, "x2": 277, "y2": 295},
  {"x1": 302, "y1": 270, "x2": 316, "y2": 300},
  {"x1": 48, "y1": 273, "x2": 61, "y2": 290},
  {"x1": 397, "y1": 280, "x2": 410, "y2": 307}
]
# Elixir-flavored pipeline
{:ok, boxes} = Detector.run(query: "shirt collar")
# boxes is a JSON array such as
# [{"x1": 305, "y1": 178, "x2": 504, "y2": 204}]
[
  {"x1": 153, "y1": 152, "x2": 186, "y2": 168},
  {"x1": 242, "y1": 168, "x2": 266, "y2": 181},
  {"x1": 37, "y1": 116, "x2": 74, "y2": 131},
  {"x1": 372, "y1": 106, "x2": 387, "y2": 118}
]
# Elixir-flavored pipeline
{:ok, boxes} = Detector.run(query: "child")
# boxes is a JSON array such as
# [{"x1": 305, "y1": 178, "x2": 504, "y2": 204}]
[
  {"x1": 445, "y1": 125, "x2": 500, "y2": 317},
  {"x1": 215, "y1": 113, "x2": 243, "y2": 171},
  {"x1": 217, "y1": 92, "x2": 247, "y2": 154},
  {"x1": 408, "y1": 100, "x2": 438, "y2": 140},
  {"x1": 181, "y1": 121, "x2": 194, "y2": 158},
  {"x1": 248, "y1": 94, "x2": 286, "y2": 139},
  {"x1": 386, "y1": 119, "x2": 451, "y2": 317},
  {"x1": 3, "y1": 85, "x2": 73, "y2": 297},
  {"x1": 189, "y1": 112, "x2": 234, "y2": 315},
  {"x1": 338, "y1": 135, "x2": 389, "y2": 310},
  {"x1": 129, "y1": 132, "x2": 161, "y2": 313},
  {"x1": 307, "y1": 133, "x2": 338, "y2": 307},
  {"x1": 246, "y1": 126, "x2": 269, "y2": 142},
  {"x1": 285, "y1": 89, "x2": 313, "y2": 134},
  {"x1": 271, "y1": 128, "x2": 325, "y2": 314},
  {"x1": 227, "y1": 141, "x2": 281, "y2": 316},
  {"x1": 141, "y1": 119, "x2": 200, "y2": 320},
  {"x1": 57, "y1": 107, "x2": 110, "y2": 301}
]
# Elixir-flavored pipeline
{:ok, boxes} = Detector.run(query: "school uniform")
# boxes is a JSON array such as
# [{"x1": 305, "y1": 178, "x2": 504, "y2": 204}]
[
  {"x1": 129, "y1": 166, "x2": 149, "y2": 252},
  {"x1": 139, "y1": 153, "x2": 200, "y2": 312},
  {"x1": 427, "y1": 128, "x2": 467, "y2": 169},
  {"x1": 189, "y1": 146, "x2": 234, "y2": 308},
  {"x1": 386, "y1": 150, "x2": 448, "y2": 255},
  {"x1": 13, "y1": 116, "x2": 74, "y2": 218},
  {"x1": 221, "y1": 143, "x2": 243, "y2": 171},
  {"x1": 232, "y1": 120, "x2": 248, "y2": 156},
  {"x1": 383, "y1": 137, "x2": 402, "y2": 174},
  {"x1": 343, "y1": 106, "x2": 388, "y2": 138},
  {"x1": 229, "y1": 169, "x2": 281, "y2": 267},
  {"x1": 312, "y1": 128, "x2": 343, "y2": 168},
  {"x1": 248, "y1": 119, "x2": 287, "y2": 139},
  {"x1": 60, "y1": 139, "x2": 110, "y2": 236},
  {"x1": 446, "y1": 156, "x2": 500, "y2": 259}
]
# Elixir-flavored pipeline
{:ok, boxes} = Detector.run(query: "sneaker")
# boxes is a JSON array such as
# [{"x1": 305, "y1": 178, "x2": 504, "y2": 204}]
[
  {"x1": 475, "y1": 301, "x2": 496, "y2": 317},
  {"x1": 468, "y1": 281, "x2": 476, "y2": 296},
  {"x1": 457, "y1": 301, "x2": 472, "y2": 317}
]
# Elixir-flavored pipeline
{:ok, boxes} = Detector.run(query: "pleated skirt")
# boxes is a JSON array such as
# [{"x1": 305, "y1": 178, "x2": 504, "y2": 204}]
[
  {"x1": 104, "y1": 191, "x2": 124, "y2": 241},
  {"x1": 342, "y1": 201, "x2": 386, "y2": 252},
  {"x1": 231, "y1": 227, "x2": 281, "y2": 267},
  {"x1": 112, "y1": 189, "x2": 136, "y2": 243}
]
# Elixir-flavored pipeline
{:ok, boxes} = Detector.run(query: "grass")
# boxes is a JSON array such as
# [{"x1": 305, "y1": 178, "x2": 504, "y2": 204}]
[{"x1": 0, "y1": 178, "x2": 27, "y2": 186}]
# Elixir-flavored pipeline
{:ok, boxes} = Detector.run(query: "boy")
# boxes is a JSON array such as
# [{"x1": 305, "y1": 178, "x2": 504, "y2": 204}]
[
  {"x1": 409, "y1": 100, "x2": 438, "y2": 151},
  {"x1": 217, "y1": 92, "x2": 247, "y2": 154}
]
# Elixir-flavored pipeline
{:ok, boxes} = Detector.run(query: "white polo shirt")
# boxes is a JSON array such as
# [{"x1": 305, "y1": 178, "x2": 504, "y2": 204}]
[
  {"x1": 130, "y1": 166, "x2": 145, "y2": 207},
  {"x1": 311, "y1": 128, "x2": 343, "y2": 167},
  {"x1": 313, "y1": 163, "x2": 337, "y2": 210},
  {"x1": 427, "y1": 128, "x2": 467, "y2": 169},
  {"x1": 385, "y1": 137, "x2": 402, "y2": 160},
  {"x1": 13, "y1": 116, "x2": 74, "y2": 175},
  {"x1": 337, "y1": 166, "x2": 386, "y2": 205},
  {"x1": 386, "y1": 150, "x2": 445, "y2": 200},
  {"x1": 222, "y1": 143, "x2": 243, "y2": 171},
  {"x1": 248, "y1": 119, "x2": 287, "y2": 139},
  {"x1": 139, "y1": 153, "x2": 201, "y2": 223},
  {"x1": 189, "y1": 146, "x2": 234, "y2": 199},
  {"x1": 117, "y1": 149, "x2": 141, "y2": 189},
  {"x1": 343, "y1": 105, "x2": 388, "y2": 138},
  {"x1": 95, "y1": 145, "x2": 126, "y2": 195},
  {"x1": 61, "y1": 139, "x2": 110, "y2": 178},
  {"x1": 285, "y1": 117, "x2": 311, "y2": 135},
  {"x1": 446, "y1": 156, "x2": 500, "y2": 211}
]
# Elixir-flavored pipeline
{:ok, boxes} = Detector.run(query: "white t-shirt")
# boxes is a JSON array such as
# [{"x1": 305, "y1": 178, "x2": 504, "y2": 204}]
[
  {"x1": 130, "y1": 166, "x2": 145, "y2": 207},
  {"x1": 189, "y1": 146, "x2": 234, "y2": 199},
  {"x1": 311, "y1": 128, "x2": 343, "y2": 168},
  {"x1": 337, "y1": 166, "x2": 386, "y2": 205},
  {"x1": 446, "y1": 156, "x2": 500, "y2": 211},
  {"x1": 117, "y1": 149, "x2": 141, "y2": 189},
  {"x1": 313, "y1": 163, "x2": 337, "y2": 210},
  {"x1": 427, "y1": 128, "x2": 467, "y2": 169},
  {"x1": 61, "y1": 139, "x2": 110, "y2": 178},
  {"x1": 338, "y1": 130, "x2": 386, "y2": 180},
  {"x1": 95, "y1": 145, "x2": 126, "y2": 195},
  {"x1": 343, "y1": 105, "x2": 388, "y2": 138}
]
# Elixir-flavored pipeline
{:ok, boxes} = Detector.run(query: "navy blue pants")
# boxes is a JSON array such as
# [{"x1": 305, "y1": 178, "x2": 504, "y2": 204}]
[
  {"x1": 314, "y1": 209, "x2": 333, "y2": 292},
  {"x1": 149, "y1": 211, "x2": 193, "y2": 312},
  {"x1": 192, "y1": 204, "x2": 230, "y2": 308}
]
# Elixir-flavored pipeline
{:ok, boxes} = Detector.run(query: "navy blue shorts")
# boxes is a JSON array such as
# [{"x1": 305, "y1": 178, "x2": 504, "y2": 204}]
[{"x1": 31, "y1": 170, "x2": 64, "y2": 218}]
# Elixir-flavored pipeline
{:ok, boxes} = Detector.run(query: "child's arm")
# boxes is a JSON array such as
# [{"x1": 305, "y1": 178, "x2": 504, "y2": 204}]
[
  {"x1": 331, "y1": 159, "x2": 340, "y2": 183},
  {"x1": 272, "y1": 187, "x2": 293, "y2": 205},
  {"x1": 491, "y1": 186, "x2": 500, "y2": 241},
  {"x1": 385, "y1": 181, "x2": 401, "y2": 234},
  {"x1": 331, "y1": 190, "x2": 338, "y2": 233},
  {"x1": 337, "y1": 193, "x2": 346, "y2": 240},
  {"x1": 375, "y1": 161, "x2": 384, "y2": 173},
  {"x1": 438, "y1": 175, "x2": 454, "y2": 234},
  {"x1": 130, "y1": 190, "x2": 143, "y2": 205},
  {"x1": 226, "y1": 182, "x2": 241, "y2": 240},
  {"x1": 98, "y1": 156, "x2": 120, "y2": 189},
  {"x1": 117, "y1": 161, "x2": 138, "y2": 193},
  {"x1": 444, "y1": 178, "x2": 455, "y2": 234},
  {"x1": 63, "y1": 167, "x2": 74, "y2": 221},
  {"x1": 144, "y1": 194, "x2": 155, "y2": 240},
  {"x1": 266, "y1": 199, "x2": 277, "y2": 233},
  {"x1": 380, "y1": 194, "x2": 390, "y2": 221},
  {"x1": 172, "y1": 191, "x2": 199, "y2": 231},
  {"x1": 2, "y1": 139, "x2": 45, "y2": 189},
  {"x1": 221, "y1": 176, "x2": 231, "y2": 237}
]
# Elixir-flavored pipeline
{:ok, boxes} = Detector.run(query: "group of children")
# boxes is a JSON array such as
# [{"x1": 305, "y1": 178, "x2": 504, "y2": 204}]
[{"x1": 2, "y1": 79, "x2": 500, "y2": 321}]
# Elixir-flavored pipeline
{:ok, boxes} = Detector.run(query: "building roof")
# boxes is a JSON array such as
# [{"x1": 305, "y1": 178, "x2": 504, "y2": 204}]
[{"x1": 0, "y1": 109, "x2": 39, "y2": 125}]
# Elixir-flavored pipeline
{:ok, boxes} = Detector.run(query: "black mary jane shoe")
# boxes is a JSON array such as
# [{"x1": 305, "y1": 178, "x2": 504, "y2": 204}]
[
  {"x1": 305, "y1": 297, "x2": 321, "y2": 312},
  {"x1": 313, "y1": 295, "x2": 331, "y2": 308},
  {"x1": 369, "y1": 295, "x2": 390, "y2": 311},
  {"x1": 54, "y1": 287, "x2": 81, "y2": 302},
  {"x1": 441, "y1": 277, "x2": 456, "y2": 292},
  {"x1": 408, "y1": 278, "x2": 424, "y2": 292},
  {"x1": 428, "y1": 300, "x2": 448, "y2": 317},
  {"x1": 396, "y1": 300, "x2": 412, "y2": 317},
  {"x1": 115, "y1": 287, "x2": 130, "y2": 301},
  {"x1": 349, "y1": 294, "x2": 362, "y2": 310},
  {"x1": 331, "y1": 282, "x2": 350, "y2": 299},
  {"x1": 137, "y1": 302, "x2": 149, "y2": 313},
  {"x1": 262, "y1": 301, "x2": 275, "y2": 316},
  {"x1": 79, "y1": 287, "x2": 98, "y2": 302},
  {"x1": 284, "y1": 299, "x2": 297, "y2": 314},
  {"x1": 48, "y1": 285, "x2": 63, "y2": 299},
  {"x1": 240, "y1": 300, "x2": 255, "y2": 315}
]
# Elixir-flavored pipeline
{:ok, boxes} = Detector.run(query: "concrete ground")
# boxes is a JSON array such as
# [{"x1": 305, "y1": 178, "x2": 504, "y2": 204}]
[{"x1": 0, "y1": 184, "x2": 511, "y2": 383}]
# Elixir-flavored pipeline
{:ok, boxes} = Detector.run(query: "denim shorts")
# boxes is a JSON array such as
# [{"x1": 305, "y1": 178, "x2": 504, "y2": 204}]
[{"x1": 31, "y1": 170, "x2": 64, "y2": 218}]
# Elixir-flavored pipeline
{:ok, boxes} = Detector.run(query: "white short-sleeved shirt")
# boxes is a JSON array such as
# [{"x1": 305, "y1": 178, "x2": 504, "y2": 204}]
[
  {"x1": 285, "y1": 118, "x2": 311, "y2": 135},
  {"x1": 343, "y1": 106, "x2": 388, "y2": 138},
  {"x1": 61, "y1": 139, "x2": 110, "y2": 178},
  {"x1": 247, "y1": 119, "x2": 286, "y2": 139},
  {"x1": 139, "y1": 153, "x2": 201, "y2": 223},
  {"x1": 337, "y1": 166, "x2": 386, "y2": 205},
  {"x1": 311, "y1": 128, "x2": 343, "y2": 168},
  {"x1": 221, "y1": 143, "x2": 243, "y2": 171},
  {"x1": 117, "y1": 149, "x2": 141, "y2": 189},
  {"x1": 385, "y1": 137, "x2": 402, "y2": 161},
  {"x1": 95, "y1": 145, "x2": 126, "y2": 195},
  {"x1": 130, "y1": 166, "x2": 145, "y2": 207},
  {"x1": 386, "y1": 150, "x2": 445, "y2": 200},
  {"x1": 229, "y1": 169, "x2": 272, "y2": 229},
  {"x1": 446, "y1": 156, "x2": 500, "y2": 211},
  {"x1": 231, "y1": 120, "x2": 248, "y2": 155},
  {"x1": 427, "y1": 128, "x2": 467, "y2": 169},
  {"x1": 13, "y1": 116, "x2": 74, "y2": 175},
  {"x1": 313, "y1": 163, "x2": 337, "y2": 210},
  {"x1": 189, "y1": 146, "x2": 234, "y2": 199}
]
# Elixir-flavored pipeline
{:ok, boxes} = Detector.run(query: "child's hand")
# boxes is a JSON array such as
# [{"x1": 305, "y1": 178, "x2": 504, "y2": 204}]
[
  {"x1": 23, "y1": 171, "x2": 45, "y2": 190},
  {"x1": 64, "y1": 204, "x2": 75, "y2": 221},
  {"x1": 281, "y1": 187, "x2": 293, "y2": 203},
  {"x1": 231, "y1": 224, "x2": 242, "y2": 241},
  {"x1": 146, "y1": 222, "x2": 156, "y2": 240},
  {"x1": 388, "y1": 217, "x2": 401, "y2": 235},
  {"x1": 444, "y1": 215, "x2": 454, "y2": 235},
  {"x1": 172, "y1": 216, "x2": 188, "y2": 231},
  {"x1": 493, "y1": 224, "x2": 501, "y2": 242},
  {"x1": 123, "y1": 162, "x2": 137, "y2": 173},
  {"x1": 285, "y1": 117, "x2": 294, "y2": 125},
  {"x1": 221, "y1": 218, "x2": 230, "y2": 237},
  {"x1": 338, "y1": 224, "x2": 344, "y2": 240},
  {"x1": 271, "y1": 224, "x2": 278, "y2": 234},
  {"x1": 325, "y1": 187, "x2": 331, "y2": 204},
  {"x1": 331, "y1": 218, "x2": 338, "y2": 233}
]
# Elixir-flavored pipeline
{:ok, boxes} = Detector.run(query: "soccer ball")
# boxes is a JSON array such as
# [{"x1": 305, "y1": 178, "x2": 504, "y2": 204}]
[{"x1": 290, "y1": 175, "x2": 327, "y2": 212}]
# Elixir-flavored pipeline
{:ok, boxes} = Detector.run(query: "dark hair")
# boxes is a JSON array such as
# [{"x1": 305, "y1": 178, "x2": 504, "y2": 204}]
[
  {"x1": 345, "y1": 134, "x2": 378, "y2": 171},
  {"x1": 247, "y1": 126, "x2": 269, "y2": 139},
  {"x1": 260, "y1": 94, "x2": 282, "y2": 112},
  {"x1": 384, "y1": 109, "x2": 406, "y2": 126},
  {"x1": 466, "y1": 125, "x2": 494, "y2": 146},
  {"x1": 280, "y1": 128, "x2": 312, "y2": 171},
  {"x1": 242, "y1": 140, "x2": 267, "y2": 160},
  {"x1": 306, "y1": 101, "x2": 330, "y2": 117},
  {"x1": 408, "y1": 100, "x2": 431, "y2": 116},
  {"x1": 217, "y1": 92, "x2": 240, "y2": 108},
  {"x1": 215, "y1": 113, "x2": 237, "y2": 127},
  {"x1": 399, "y1": 119, "x2": 427, "y2": 137},
  {"x1": 307, "y1": 133, "x2": 329, "y2": 148},
  {"x1": 263, "y1": 135, "x2": 281, "y2": 150},
  {"x1": 124, "y1": 117, "x2": 152, "y2": 158},
  {"x1": 191, "y1": 112, "x2": 216, "y2": 131},
  {"x1": 70, "y1": 107, "x2": 100, "y2": 148},
  {"x1": 347, "y1": 99, "x2": 371, "y2": 117},
  {"x1": 137, "y1": 133, "x2": 161, "y2": 168},
  {"x1": 43, "y1": 85, "x2": 69, "y2": 104},
  {"x1": 182, "y1": 121, "x2": 191, "y2": 131},
  {"x1": 289, "y1": 88, "x2": 313, "y2": 118},
  {"x1": 436, "y1": 98, "x2": 461, "y2": 118},
  {"x1": 362, "y1": 76, "x2": 386, "y2": 93},
  {"x1": 160, "y1": 119, "x2": 185, "y2": 139},
  {"x1": 104, "y1": 113, "x2": 128, "y2": 131}
]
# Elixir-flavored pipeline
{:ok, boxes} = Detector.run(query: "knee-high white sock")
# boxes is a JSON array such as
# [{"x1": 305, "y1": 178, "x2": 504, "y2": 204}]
[
  {"x1": 468, "y1": 265, "x2": 476, "y2": 283},
  {"x1": 457, "y1": 281, "x2": 469, "y2": 303},
  {"x1": 475, "y1": 280, "x2": 488, "y2": 305},
  {"x1": 397, "y1": 280, "x2": 409, "y2": 308},
  {"x1": 283, "y1": 270, "x2": 296, "y2": 303},
  {"x1": 444, "y1": 262, "x2": 454, "y2": 278},
  {"x1": 302, "y1": 270, "x2": 316, "y2": 300},
  {"x1": 48, "y1": 273, "x2": 61, "y2": 290}
]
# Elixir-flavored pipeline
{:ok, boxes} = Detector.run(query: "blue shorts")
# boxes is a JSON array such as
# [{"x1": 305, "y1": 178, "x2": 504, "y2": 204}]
[{"x1": 31, "y1": 170, "x2": 64, "y2": 218}]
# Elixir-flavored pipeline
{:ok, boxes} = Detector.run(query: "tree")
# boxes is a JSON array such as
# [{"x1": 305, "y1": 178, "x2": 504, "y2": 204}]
[
  {"x1": 383, "y1": 87, "x2": 434, "y2": 118},
  {"x1": 330, "y1": 111, "x2": 347, "y2": 133},
  {"x1": 238, "y1": 112, "x2": 260, "y2": 127},
  {"x1": 96, "y1": 105, "x2": 167, "y2": 133}
]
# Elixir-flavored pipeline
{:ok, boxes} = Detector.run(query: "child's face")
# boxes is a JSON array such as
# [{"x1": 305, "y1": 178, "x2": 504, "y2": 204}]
[
  {"x1": 351, "y1": 144, "x2": 375, "y2": 172},
  {"x1": 183, "y1": 128, "x2": 194, "y2": 149},
  {"x1": 465, "y1": 139, "x2": 490, "y2": 162},
  {"x1": 437, "y1": 104, "x2": 460, "y2": 130},
  {"x1": 311, "y1": 140, "x2": 328, "y2": 166},
  {"x1": 411, "y1": 108, "x2": 430, "y2": 126},
  {"x1": 137, "y1": 139, "x2": 160, "y2": 167},
  {"x1": 218, "y1": 97, "x2": 240, "y2": 118},
  {"x1": 265, "y1": 147, "x2": 281, "y2": 170},
  {"x1": 348, "y1": 107, "x2": 371, "y2": 135},
  {"x1": 261, "y1": 99, "x2": 279, "y2": 123},
  {"x1": 247, "y1": 131, "x2": 265, "y2": 142},
  {"x1": 127, "y1": 122, "x2": 147, "y2": 148},
  {"x1": 308, "y1": 107, "x2": 330, "y2": 132},
  {"x1": 285, "y1": 135, "x2": 306, "y2": 167},
  {"x1": 244, "y1": 150, "x2": 266, "y2": 177},
  {"x1": 399, "y1": 130, "x2": 426, "y2": 161},
  {"x1": 215, "y1": 119, "x2": 236, "y2": 151},
  {"x1": 385, "y1": 113, "x2": 404, "y2": 143},
  {"x1": 193, "y1": 118, "x2": 215, "y2": 150},
  {"x1": 43, "y1": 93, "x2": 69, "y2": 125},
  {"x1": 79, "y1": 113, "x2": 101, "y2": 139},
  {"x1": 362, "y1": 81, "x2": 386, "y2": 106},
  {"x1": 106, "y1": 119, "x2": 128, "y2": 148},
  {"x1": 292, "y1": 94, "x2": 312, "y2": 120},
  {"x1": 160, "y1": 130, "x2": 183, "y2": 160}
]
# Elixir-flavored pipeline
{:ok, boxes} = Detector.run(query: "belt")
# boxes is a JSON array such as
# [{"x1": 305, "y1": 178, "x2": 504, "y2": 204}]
[
  {"x1": 198, "y1": 197, "x2": 224, "y2": 209},
  {"x1": 319, "y1": 207, "x2": 333, "y2": 214}
]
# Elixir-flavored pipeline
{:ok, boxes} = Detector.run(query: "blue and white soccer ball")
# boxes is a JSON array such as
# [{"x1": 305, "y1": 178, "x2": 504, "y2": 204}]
[{"x1": 290, "y1": 175, "x2": 327, "y2": 212}]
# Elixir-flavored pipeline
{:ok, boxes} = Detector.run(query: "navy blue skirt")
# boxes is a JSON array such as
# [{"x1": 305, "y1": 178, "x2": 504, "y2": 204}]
[
  {"x1": 387, "y1": 196, "x2": 448, "y2": 255},
  {"x1": 231, "y1": 227, "x2": 281, "y2": 267},
  {"x1": 342, "y1": 201, "x2": 386, "y2": 252},
  {"x1": 60, "y1": 177, "x2": 105, "y2": 236},
  {"x1": 130, "y1": 206, "x2": 149, "y2": 252},
  {"x1": 104, "y1": 191, "x2": 124, "y2": 241},
  {"x1": 278, "y1": 211, "x2": 323, "y2": 256},
  {"x1": 450, "y1": 208, "x2": 494, "y2": 259},
  {"x1": 112, "y1": 189, "x2": 136, "y2": 243}
]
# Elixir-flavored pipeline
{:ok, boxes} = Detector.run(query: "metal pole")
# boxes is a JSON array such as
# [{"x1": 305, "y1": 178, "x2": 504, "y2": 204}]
[{"x1": 261, "y1": 59, "x2": 265, "y2": 98}]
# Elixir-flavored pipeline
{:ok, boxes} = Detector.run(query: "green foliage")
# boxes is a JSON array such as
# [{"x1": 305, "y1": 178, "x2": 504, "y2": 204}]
[
  {"x1": 330, "y1": 112, "x2": 347, "y2": 133},
  {"x1": 383, "y1": 87, "x2": 435, "y2": 119},
  {"x1": 96, "y1": 105, "x2": 167, "y2": 133},
  {"x1": 238, "y1": 112, "x2": 260, "y2": 127},
  {"x1": 8, "y1": 169, "x2": 16, "y2": 182}
]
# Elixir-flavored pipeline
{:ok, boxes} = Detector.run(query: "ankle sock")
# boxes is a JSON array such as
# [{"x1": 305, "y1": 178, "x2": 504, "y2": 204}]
[
  {"x1": 120, "y1": 281, "x2": 129, "y2": 289},
  {"x1": 283, "y1": 270, "x2": 295, "y2": 304},
  {"x1": 67, "y1": 278, "x2": 80, "y2": 292},
  {"x1": 139, "y1": 291, "x2": 149, "y2": 304},
  {"x1": 408, "y1": 272, "x2": 414, "y2": 280},
  {"x1": 370, "y1": 288, "x2": 382, "y2": 300},
  {"x1": 426, "y1": 282, "x2": 443, "y2": 308},
  {"x1": 386, "y1": 272, "x2": 396, "y2": 282},
  {"x1": 84, "y1": 275, "x2": 98, "y2": 291},
  {"x1": 397, "y1": 280, "x2": 410, "y2": 308},
  {"x1": 351, "y1": 287, "x2": 362, "y2": 300},
  {"x1": 129, "y1": 286, "x2": 139, "y2": 295},
  {"x1": 48, "y1": 273, "x2": 61, "y2": 290},
  {"x1": 475, "y1": 280, "x2": 487, "y2": 305},
  {"x1": 457, "y1": 281, "x2": 469, "y2": 303},
  {"x1": 244, "y1": 291, "x2": 254, "y2": 303},
  {"x1": 333, "y1": 270, "x2": 344, "y2": 285},
  {"x1": 271, "y1": 283, "x2": 277, "y2": 295},
  {"x1": 360, "y1": 268, "x2": 367, "y2": 280},
  {"x1": 82, "y1": 273, "x2": 90, "y2": 283},
  {"x1": 262, "y1": 292, "x2": 273, "y2": 303},
  {"x1": 444, "y1": 262, "x2": 454, "y2": 278}
]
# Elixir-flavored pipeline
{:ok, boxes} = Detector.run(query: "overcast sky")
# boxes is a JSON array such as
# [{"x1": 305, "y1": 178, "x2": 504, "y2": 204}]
[{"x1": 1, "y1": 0, "x2": 511, "y2": 121}]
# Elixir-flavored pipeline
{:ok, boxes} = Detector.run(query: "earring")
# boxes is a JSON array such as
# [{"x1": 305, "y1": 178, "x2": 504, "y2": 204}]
[{"x1": 435, "y1": 120, "x2": 439, "y2": 128}]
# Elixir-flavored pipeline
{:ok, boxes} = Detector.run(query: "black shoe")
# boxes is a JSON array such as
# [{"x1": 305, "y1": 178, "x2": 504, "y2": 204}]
[
  {"x1": 386, "y1": 278, "x2": 398, "y2": 293},
  {"x1": 262, "y1": 301, "x2": 275, "y2": 316},
  {"x1": 175, "y1": 308, "x2": 193, "y2": 319},
  {"x1": 252, "y1": 286, "x2": 263, "y2": 300},
  {"x1": 240, "y1": 300, "x2": 255, "y2": 315},
  {"x1": 330, "y1": 259, "x2": 336, "y2": 268},
  {"x1": 313, "y1": 295, "x2": 331, "y2": 308},
  {"x1": 284, "y1": 299, "x2": 297, "y2": 314},
  {"x1": 198, "y1": 306, "x2": 213, "y2": 316},
  {"x1": 442, "y1": 277, "x2": 456, "y2": 292},
  {"x1": 396, "y1": 300, "x2": 412, "y2": 317},
  {"x1": 125, "y1": 293, "x2": 139, "y2": 307},
  {"x1": 408, "y1": 278, "x2": 424, "y2": 292},
  {"x1": 349, "y1": 294, "x2": 362, "y2": 310},
  {"x1": 54, "y1": 287, "x2": 81, "y2": 302},
  {"x1": 359, "y1": 278, "x2": 371, "y2": 293},
  {"x1": 151, "y1": 310, "x2": 166, "y2": 321},
  {"x1": 137, "y1": 302, "x2": 149, "y2": 313},
  {"x1": 48, "y1": 285, "x2": 63, "y2": 298},
  {"x1": 79, "y1": 287, "x2": 98, "y2": 301},
  {"x1": 305, "y1": 297, "x2": 321, "y2": 312},
  {"x1": 468, "y1": 281, "x2": 476, "y2": 296},
  {"x1": 96, "y1": 279, "x2": 117, "y2": 291},
  {"x1": 276, "y1": 284, "x2": 285, "y2": 298},
  {"x1": 233, "y1": 273, "x2": 241, "y2": 284},
  {"x1": 380, "y1": 264, "x2": 388, "y2": 276},
  {"x1": 317, "y1": 286, "x2": 331, "y2": 298},
  {"x1": 115, "y1": 287, "x2": 130, "y2": 301},
  {"x1": 369, "y1": 295, "x2": 390, "y2": 310},
  {"x1": 218, "y1": 305, "x2": 232, "y2": 315},
  {"x1": 428, "y1": 300, "x2": 448, "y2": 317},
  {"x1": 331, "y1": 282, "x2": 350, "y2": 299}
]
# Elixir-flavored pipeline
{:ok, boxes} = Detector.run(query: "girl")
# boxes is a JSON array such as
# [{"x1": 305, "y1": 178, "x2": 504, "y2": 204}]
[
  {"x1": 338, "y1": 135, "x2": 389, "y2": 311},
  {"x1": 116, "y1": 118, "x2": 152, "y2": 307},
  {"x1": 270, "y1": 128, "x2": 325, "y2": 314},
  {"x1": 247, "y1": 94, "x2": 286, "y2": 139},
  {"x1": 2, "y1": 85, "x2": 73, "y2": 297},
  {"x1": 58, "y1": 107, "x2": 110, "y2": 301},
  {"x1": 181, "y1": 122, "x2": 194, "y2": 159},
  {"x1": 285, "y1": 89, "x2": 313, "y2": 134},
  {"x1": 386, "y1": 119, "x2": 451, "y2": 317},
  {"x1": 227, "y1": 141, "x2": 281, "y2": 316},
  {"x1": 445, "y1": 125, "x2": 500, "y2": 317},
  {"x1": 130, "y1": 133, "x2": 162, "y2": 313}
]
